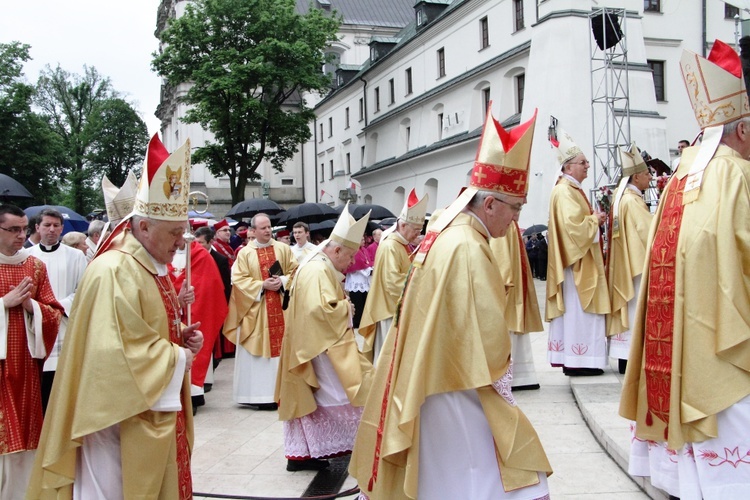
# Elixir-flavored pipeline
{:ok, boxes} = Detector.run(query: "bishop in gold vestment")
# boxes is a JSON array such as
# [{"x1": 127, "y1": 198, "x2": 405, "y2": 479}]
[
  {"x1": 223, "y1": 214, "x2": 297, "y2": 407},
  {"x1": 620, "y1": 41, "x2": 750, "y2": 499},
  {"x1": 490, "y1": 221, "x2": 543, "y2": 389},
  {"x1": 546, "y1": 128, "x2": 610, "y2": 374}
]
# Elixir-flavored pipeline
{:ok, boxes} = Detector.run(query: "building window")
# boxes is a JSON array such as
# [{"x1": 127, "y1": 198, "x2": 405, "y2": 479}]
[
  {"x1": 320, "y1": 163, "x2": 324, "y2": 182},
  {"x1": 516, "y1": 74, "x2": 525, "y2": 113},
  {"x1": 437, "y1": 112, "x2": 444, "y2": 140},
  {"x1": 405, "y1": 126, "x2": 411, "y2": 151},
  {"x1": 281, "y1": 178, "x2": 294, "y2": 186},
  {"x1": 389, "y1": 78, "x2": 395, "y2": 104},
  {"x1": 726, "y1": 4, "x2": 740, "y2": 18},
  {"x1": 319, "y1": 123, "x2": 323, "y2": 142},
  {"x1": 437, "y1": 48, "x2": 446, "y2": 78},
  {"x1": 417, "y1": 9, "x2": 425, "y2": 27},
  {"x1": 375, "y1": 87, "x2": 380, "y2": 112},
  {"x1": 479, "y1": 16, "x2": 489, "y2": 49},
  {"x1": 328, "y1": 117, "x2": 333, "y2": 137},
  {"x1": 405, "y1": 67, "x2": 413, "y2": 95},
  {"x1": 648, "y1": 60, "x2": 665, "y2": 101},
  {"x1": 345, "y1": 107, "x2": 350, "y2": 129},
  {"x1": 482, "y1": 87, "x2": 491, "y2": 116},
  {"x1": 358, "y1": 98, "x2": 364, "y2": 122},
  {"x1": 361, "y1": 146, "x2": 366, "y2": 168},
  {"x1": 329, "y1": 160, "x2": 334, "y2": 180},
  {"x1": 514, "y1": 0, "x2": 524, "y2": 31},
  {"x1": 644, "y1": 0, "x2": 660, "y2": 12},
  {"x1": 346, "y1": 153, "x2": 351, "y2": 174}
]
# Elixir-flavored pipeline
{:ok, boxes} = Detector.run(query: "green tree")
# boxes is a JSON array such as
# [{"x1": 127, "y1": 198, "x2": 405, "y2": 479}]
[
  {"x1": 152, "y1": 0, "x2": 341, "y2": 204},
  {"x1": 35, "y1": 66, "x2": 148, "y2": 214},
  {"x1": 86, "y1": 98, "x2": 148, "y2": 187},
  {"x1": 0, "y1": 42, "x2": 64, "y2": 206}
]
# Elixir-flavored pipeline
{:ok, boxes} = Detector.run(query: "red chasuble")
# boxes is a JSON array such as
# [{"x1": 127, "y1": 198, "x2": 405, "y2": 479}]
[
  {"x1": 256, "y1": 245, "x2": 285, "y2": 357},
  {"x1": 0, "y1": 256, "x2": 63, "y2": 454}
]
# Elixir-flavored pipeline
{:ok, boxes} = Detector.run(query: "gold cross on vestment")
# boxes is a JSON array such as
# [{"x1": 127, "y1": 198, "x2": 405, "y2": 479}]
[
  {"x1": 474, "y1": 167, "x2": 488, "y2": 182},
  {"x1": 513, "y1": 176, "x2": 525, "y2": 190},
  {"x1": 646, "y1": 320, "x2": 672, "y2": 357}
]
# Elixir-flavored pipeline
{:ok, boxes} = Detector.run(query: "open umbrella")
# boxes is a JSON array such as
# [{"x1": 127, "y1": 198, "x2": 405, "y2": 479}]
[
  {"x1": 189, "y1": 210, "x2": 214, "y2": 218},
  {"x1": 225, "y1": 198, "x2": 285, "y2": 219},
  {"x1": 522, "y1": 224, "x2": 547, "y2": 237},
  {"x1": 24, "y1": 205, "x2": 89, "y2": 235},
  {"x1": 0, "y1": 174, "x2": 33, "y2": 201},
  {"x1": 334, "y1": 203, "x2": 395, "y2": 220},
  {"x1": 278, "y1": 203, "x2": 338, "y2": 226}
]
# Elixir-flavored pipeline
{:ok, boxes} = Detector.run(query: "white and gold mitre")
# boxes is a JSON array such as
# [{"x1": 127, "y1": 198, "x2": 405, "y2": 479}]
[
  {"x1": 619, "y1": 143, "x2": 648, "y2": 178},
  {"x1": 133, "y1": 134, "x2": 191, "y2": 221},
  {"x1": 469, "y1": 104, "x2": 536, "y2": 197},
  {"x1": 102, "y1": 171, "x2": 138, "y2": 227},
  {"x1": 331, "y1": 202, "x2": 370, "y2": 250},
  {"x1": 398, "y1": 189, "x2": 429, "y2": 226},
  {"x1": 549, "y1": 126, "x2": 583, "y2": 167},
  {"x1": 680, "y1": 39, "x2": 750, "y2": 129}
]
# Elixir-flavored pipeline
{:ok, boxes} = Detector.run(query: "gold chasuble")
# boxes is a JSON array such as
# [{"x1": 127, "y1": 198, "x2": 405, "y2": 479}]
[
  {"x1": 223, "y1": 240, "x2": 297, "y2": 358},
  {"x1": 620, "y1": 145, "x2": 750, "y2": 450},
  {"x1": 545, "y1": 176, "x2": 610, "y2": 321},
  {"x1": 28, "y1": 228, "x2": 194, "y2": 499},
  {"x1": 606, "y1": 188, "x2": 652, "y2": 336},
  {"x1": 275, "y1": 254, "x2": 373, "y2": 421},
  {"x1": 490, "y1": 221, "x2": 543, "y2": 334},
  {"x1": 358, "y1": 232, "x2": 411, "y2": 350},
  {"x1": 350, "y1": 213, "x2": 551, "y2": 499}
]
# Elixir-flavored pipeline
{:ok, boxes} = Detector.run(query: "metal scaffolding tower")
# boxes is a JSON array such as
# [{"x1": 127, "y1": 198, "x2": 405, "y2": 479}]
[{"x1": 589, "y1": 8, "x2": 631, "y2": 194}]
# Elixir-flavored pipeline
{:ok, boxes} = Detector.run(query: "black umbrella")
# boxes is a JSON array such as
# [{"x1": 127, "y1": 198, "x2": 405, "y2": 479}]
[
  {"x1": 334, "y1": 203, "x2": 395, "y2": 220},
  {"x1": 0, "y1": 174, "x2": 33, "y2": 201},
  {"x1": 278, "y1": 203, "x2": 338, "y2": 226},
  {"x1": 522, "y1": 224, "x2": 547, "y2": 237},
  {"x1": 225, "y1": 198, "x2": 285, "y2": 219},
  {"x1": 24, "y1": 205, "x2": 89, "y2": 234},
  {"x1": 309, "y1": 219, "x2": 336, "y2": 233}
]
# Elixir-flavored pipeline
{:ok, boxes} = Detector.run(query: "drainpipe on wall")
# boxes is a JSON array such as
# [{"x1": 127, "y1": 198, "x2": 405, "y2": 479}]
[
  {"x1": 314, "y1": 117, "x2": 319, "y2": 201},
  {"x1": 702, "y1": 0, "x2": 707, "y2": 57}
]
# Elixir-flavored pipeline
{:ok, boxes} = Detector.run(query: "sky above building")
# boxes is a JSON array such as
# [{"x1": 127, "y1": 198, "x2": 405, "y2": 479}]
[{"x1": 1, "y1": 1, "x2": 163, "y2": 134}]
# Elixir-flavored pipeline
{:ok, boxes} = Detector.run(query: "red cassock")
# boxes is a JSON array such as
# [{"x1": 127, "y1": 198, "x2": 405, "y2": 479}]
[
  {"x1": 0, "y1": 256, "x2": 63, "y2": 454},
  {"x1": 169, "y1": 242, "x2": 229, "y2": 388}
]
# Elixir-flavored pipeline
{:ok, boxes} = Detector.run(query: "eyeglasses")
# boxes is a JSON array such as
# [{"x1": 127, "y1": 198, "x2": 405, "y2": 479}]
[
  {"x1": 495, "y1": 198, "x2": 524, "y2": 213},
  {"x1": 0, "y1": 226, "x2": 28, "y2": 235},
  {"x1": 567, "y1": 159, "x2": 590, "y2": 166}
]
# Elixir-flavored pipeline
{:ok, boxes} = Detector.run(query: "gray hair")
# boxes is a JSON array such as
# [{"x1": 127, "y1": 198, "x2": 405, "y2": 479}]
[
  {"x1": 62, "y1": 231, "x2": 86, "y2": 247},
  {"x1": 468, "y1": 190, "x2": 499, "y2": 209},
  {"x1": 722, "y1": 116, "x2": 750, "y2": 137},
  {"x1": 87, "y1": 219, "x2": 106, "y2": 237}
]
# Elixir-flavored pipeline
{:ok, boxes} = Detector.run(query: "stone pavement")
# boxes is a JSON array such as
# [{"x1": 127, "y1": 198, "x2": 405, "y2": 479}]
[{"x1": 190, "y1": 278, "x2": 663, "y2": 499}]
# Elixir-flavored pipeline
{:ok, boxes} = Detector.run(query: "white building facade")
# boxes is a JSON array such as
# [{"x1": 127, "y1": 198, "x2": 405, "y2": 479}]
[{"x1": 308, "y1": 0, "x2": 743, "y2": 228}]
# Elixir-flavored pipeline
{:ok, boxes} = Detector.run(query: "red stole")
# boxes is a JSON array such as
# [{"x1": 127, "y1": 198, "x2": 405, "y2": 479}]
[
  {"x1": 213, "y1": 239, "x2": 235, "y2": 266},
  {"x1": 256, "y1": 245, "x2": 285, "y2": 357},
  {"x1": 643, "y1": 176, "x2": 688, "y2": 436},
  {"x1": 154, "y1": 275, "x2": 192, "y2": 499}
]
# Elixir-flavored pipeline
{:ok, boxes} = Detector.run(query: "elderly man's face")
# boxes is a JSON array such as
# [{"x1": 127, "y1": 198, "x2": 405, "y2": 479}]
[
  {"x1": 135, "y1": 219, "x2": 186, "y2": 265},
  {"x1": 215, "y1": 225, "x2": 231, "y2": 243},
  {"x1": 564, "y1": 154, "x2": 590, "y2": 183},
  {"x1": 486, "y1": 194, "x2": 524, "y2": 238}
]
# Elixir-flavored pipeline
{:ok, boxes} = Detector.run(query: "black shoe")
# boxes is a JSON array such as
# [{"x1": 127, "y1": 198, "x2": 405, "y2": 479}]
[
  {"x1": 563, "y1": 367, "x2": 604, "y2": 376},
  {"x1": 618, "y1": 359, "x2": 628, "y2": 375},
  {"x1": 204, "y1": 383, "x2": 212, "y2": 393},
  {"x1": 252, "y1": 402, "x2": 278, "y2": 411},
  {"x1": 191, "y1": 395, "x2": 205, "y2": 407},
  {"x1": 511, "y1": 384, "x2": 541, "y2": 391},
  {"x1": 192, "y1": 405, "x2": 198, "y2": 416},
  {"x1": 286, "y1": 458, "x2": 330, "y2": 472}
]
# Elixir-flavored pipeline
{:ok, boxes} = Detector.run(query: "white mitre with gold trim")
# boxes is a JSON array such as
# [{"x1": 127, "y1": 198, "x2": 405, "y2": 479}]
[
  {"x1": 102, "y1": 171, "x2": 138, "y2": 227},
  {"x1": 331, "y1": 202, "x2": 370, "y2": 250},
  {"x1": 549, "y1": 126, "x2": 583, "y2": 167},
  {"x1": 398, "y1": 189, "x2": 429, "y2": 226},
  {"x1": 133, "y1": 134, "x2": 191, "y2": 221}
]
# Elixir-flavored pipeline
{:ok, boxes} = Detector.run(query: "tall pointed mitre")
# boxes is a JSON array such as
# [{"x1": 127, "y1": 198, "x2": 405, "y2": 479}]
[
  {"x1": 398, "y1": 189, "x2": 429, "y2": 226},
  {"x1": 413, "y1": 104, "x2": 537, "y2": 266},
  {"x1": 620, "y1": 142, "x2": 648, "y2": 178},
  {"x1": 679, "y1": 39, "x2": 750, "y2": 203},
  {"x1": 548, "y1": 126, "x2": 583, "y2": 167},
  {"x1": 102, "y1": 171, "x2": 138, "y2": 227},
  {"x1": 133, "y1": 134, "x2": 192, "y2": 221},
  {"x1": 331, "y1": 202, "x2": 370, "y2": 250},
  {"x1": 680, "y1": 39, "x2": 750, "y2": 130}
]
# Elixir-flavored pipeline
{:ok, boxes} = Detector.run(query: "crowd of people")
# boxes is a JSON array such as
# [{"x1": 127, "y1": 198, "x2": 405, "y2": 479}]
[{"x1": 1, "y1": 39, "x2": 749, "y2": 499}]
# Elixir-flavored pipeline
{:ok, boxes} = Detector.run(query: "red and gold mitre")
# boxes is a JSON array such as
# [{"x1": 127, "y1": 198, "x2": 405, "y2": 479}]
[
  {"x1": 469, "y1": 104, "x2": 537, "y2": 197},
  {"x1": 133, "y1": 134, "x2": 191, "y2": 221},
  {"x1": 680, "y1": 39, "x2": 750, "y2": 129}
]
